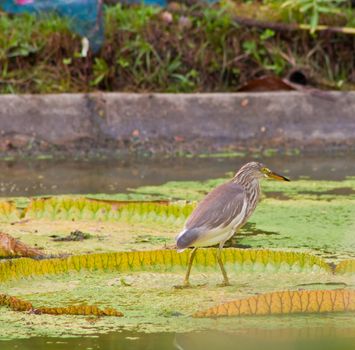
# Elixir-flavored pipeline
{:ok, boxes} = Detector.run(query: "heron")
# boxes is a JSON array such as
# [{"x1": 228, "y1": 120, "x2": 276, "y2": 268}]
[{"x1": 175, "y1": 161, "x2": 289, "y2": 287}]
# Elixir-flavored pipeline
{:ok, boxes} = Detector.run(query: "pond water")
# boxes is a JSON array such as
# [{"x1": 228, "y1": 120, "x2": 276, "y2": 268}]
[
  {"x1": 1, "y1": 328, "x2": 355, "y2": 350},
  {"x1": 0, "y1": 153, "x2": 354, "y2": 197},
  {"x1": 0, "y1": 153, "x2": 354, "y2": 349}
]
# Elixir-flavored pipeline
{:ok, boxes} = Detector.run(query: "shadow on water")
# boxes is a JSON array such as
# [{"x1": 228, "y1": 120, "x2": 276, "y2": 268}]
[
  {"x1": 1, "y1": 329, "x2": 355, "y2": 350},
  {"x1": 0, "y1": 153, "x2": 354, "y2": 197},
  {"x1": 225, "y1": 222, "x2": 280, "y2": 249}
]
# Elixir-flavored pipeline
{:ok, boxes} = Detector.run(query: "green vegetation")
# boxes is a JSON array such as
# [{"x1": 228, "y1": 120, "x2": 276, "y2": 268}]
[
  {"x1": 2, "y1": 267, "x2": 354, "y2": 339},
  {"x1": 0, "y1": 249, "x2": 353, "y2": 339},
  {"x1": 0, "y1": 2, "x2": 354, "y2": 93},
  {"x1": 0, "y1": 175, "x2": 354, "y2": 339},
  {"x1": 0, "y1": 177, "x2": 353, "y2": 259},
  {"x1": 277, "y1": 0, "x2": 352, "y2": 31}
]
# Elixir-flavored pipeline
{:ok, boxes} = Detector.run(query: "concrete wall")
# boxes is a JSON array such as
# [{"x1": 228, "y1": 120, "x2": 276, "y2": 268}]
[{"x1": 0, "y1": 92, "x2": 354, "y2": 154}]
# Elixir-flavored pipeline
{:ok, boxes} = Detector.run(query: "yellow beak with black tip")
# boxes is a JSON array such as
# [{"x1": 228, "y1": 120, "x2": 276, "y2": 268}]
[
  {"x1": 261, "y1": 167, "x2": 290, "y2": 181},
  {"x1": 267, "y1": 171, "x2": 290, "y2": 181}
]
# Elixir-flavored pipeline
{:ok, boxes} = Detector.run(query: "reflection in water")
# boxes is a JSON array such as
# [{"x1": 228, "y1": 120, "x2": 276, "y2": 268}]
[
  {"x1": 174, "y1": 328, "x2": 355, "y2": 350},
  {"x1": 0, "y1": 154, "x2": 354, "y2": 196},
  {"x1": 1, "y1": 328, "x2": 355, "y2": 350}
]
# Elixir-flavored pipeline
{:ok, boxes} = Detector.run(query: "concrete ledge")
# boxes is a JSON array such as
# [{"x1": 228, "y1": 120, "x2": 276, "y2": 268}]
[{"x1": 0, "y1": 92, "x2": 354, "y2": 154}]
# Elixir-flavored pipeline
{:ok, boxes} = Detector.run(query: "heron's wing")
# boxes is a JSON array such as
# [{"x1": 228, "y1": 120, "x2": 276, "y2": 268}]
[{"x1": 185, "y1": 181, "x2": 246, "y2": 230}]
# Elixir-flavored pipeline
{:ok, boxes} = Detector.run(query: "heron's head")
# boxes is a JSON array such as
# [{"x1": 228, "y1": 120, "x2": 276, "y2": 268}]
[{"x1": 235, "y1": 162, "x2": 290, "y2": 182}]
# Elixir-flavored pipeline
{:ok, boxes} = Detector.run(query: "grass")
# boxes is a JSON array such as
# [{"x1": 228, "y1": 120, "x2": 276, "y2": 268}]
[{"x1": 0, "y1": 2, "x2": 354, "y2": 93}]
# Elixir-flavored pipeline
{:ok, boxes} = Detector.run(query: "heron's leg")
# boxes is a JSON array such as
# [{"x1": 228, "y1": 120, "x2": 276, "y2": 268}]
[
  {"x1": 216, "y1": 243, "x2": 231, "y2": 286},
  {"x1": 183, "y1": 247, "x2": 198, "y2": 287}
]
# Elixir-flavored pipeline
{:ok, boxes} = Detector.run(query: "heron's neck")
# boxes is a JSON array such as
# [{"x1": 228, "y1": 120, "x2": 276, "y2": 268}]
[
  {"x1": 232, "y1": 171, "x2": 260, "y2": 187},
  {"x1": 232, "y1": 175, "x2": 261, "y2": 207},
  {"x1": 244, "y1": 178, "x2": 261, "y2": 197}
]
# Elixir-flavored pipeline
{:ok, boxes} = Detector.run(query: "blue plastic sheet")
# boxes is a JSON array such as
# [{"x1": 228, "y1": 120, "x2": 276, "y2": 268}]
[
  {"x1": 0, "y1": 0, "x2": 104, "y2": 52},
  {"x1": 0, "y1": 0, "x2": 198, "y2": 52},
  {"x1": 123, "y1": 0, "x2": 167, "y2": 5}
]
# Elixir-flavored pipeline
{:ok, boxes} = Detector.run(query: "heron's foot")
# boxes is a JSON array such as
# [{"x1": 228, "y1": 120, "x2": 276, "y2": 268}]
[
  {"x1": 173, "y1": 281, "x2": 192, "y2": 289},
  {"x1": 217, "y1": 280, "x2": 232, "y2": 287},
  {"x1": 174, "y1": 281, "x2": 207, "y2": 289}
]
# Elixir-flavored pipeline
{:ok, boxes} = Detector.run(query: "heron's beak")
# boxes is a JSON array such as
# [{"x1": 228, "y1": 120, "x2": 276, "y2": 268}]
[{"x1": 267, "y1": 171, "x2": 290, "y2": 181}]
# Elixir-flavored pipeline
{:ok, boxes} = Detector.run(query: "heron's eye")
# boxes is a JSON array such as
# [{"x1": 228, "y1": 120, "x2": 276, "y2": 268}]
[{"x1": 261, "y1": 167, "x2": 271, "y2": 174}]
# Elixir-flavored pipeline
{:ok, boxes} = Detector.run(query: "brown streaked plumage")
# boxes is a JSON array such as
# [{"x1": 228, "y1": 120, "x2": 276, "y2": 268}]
[{"x1": 175, "y1": 161, "x2": 289, "y2": 287}]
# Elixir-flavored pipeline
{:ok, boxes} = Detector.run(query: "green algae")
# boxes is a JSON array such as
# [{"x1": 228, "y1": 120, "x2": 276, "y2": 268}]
[
  {"x1": 1, "y1": 248, "x2": 348, "y2": 339},
  {"x1": 2, "y1": 196, "x2": 352, "y2": 260},
  {"x1": 0, "y1": 218, "x2": 178, "y2": 255},
  {"x1": 0, "y1": 177, "x2": 354, "y2": 340},
  {"x1": 127, "y1": 177, "x2": 355, "y2": 201},
  {"x1": 116, "y1": 177, "x2": 355, "y2": 260},
  {"x1": 0, "y1": 263, "x2": 353, "y2": 340},
  {"x1": 1, "y1": 249, "x2": 353, "y2": 339},
  {"x1": 2, "y1": 177, "x2": 355, "y2": 211},
  {"x1": 0, "y1": 178, "x2": 353, "y2": 259},
  {"x1": 239, "y1": 198, "x2": 355, "y2": 261}
]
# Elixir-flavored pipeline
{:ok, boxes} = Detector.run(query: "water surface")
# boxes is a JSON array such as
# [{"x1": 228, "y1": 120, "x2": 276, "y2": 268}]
[
  {"x1": 1, "y1": 329, "x2": 355, "y2": 350},
  {"x1": 0, "y1": 154, "x2": 354, "y2": 197},
  {"x1": 1, "y1": 153, "x2": 354, "y2": 349}
]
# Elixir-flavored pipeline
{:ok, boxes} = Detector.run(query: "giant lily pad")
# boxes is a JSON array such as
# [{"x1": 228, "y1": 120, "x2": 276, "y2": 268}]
[
  {"x1": 193, "y1": 289, "x2": 355, "y2": 318},
  {"x1": 0, "y1": 177, "x2": 354, "y2": 340},
  {"x1": 0, "y1": 248, "x2": 353, "y2": 340}
]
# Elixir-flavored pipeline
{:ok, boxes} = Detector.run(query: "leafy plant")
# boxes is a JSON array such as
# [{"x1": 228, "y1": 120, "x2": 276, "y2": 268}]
[
  {"x1": 242, "y1": 39, "x2": 286, "y2": 75},
  {"x1": 0, "y1": 3, "x2": 354, "y2": 93},
  {"x1": 281, "y1": 0, "x2": 348, "y2": 33},
  {"x1": 91, "y1": 58, "x2": 110, "y2": 86}
]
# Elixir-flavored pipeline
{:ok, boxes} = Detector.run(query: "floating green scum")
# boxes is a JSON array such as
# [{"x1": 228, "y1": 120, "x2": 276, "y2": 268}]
[{"x1": 0, "y1": 176, "x2": 354, "y2": 339}]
